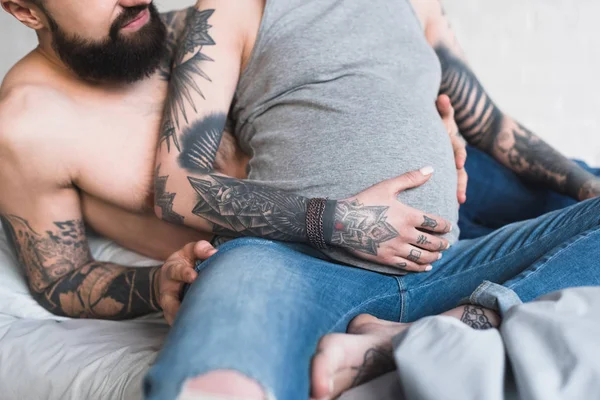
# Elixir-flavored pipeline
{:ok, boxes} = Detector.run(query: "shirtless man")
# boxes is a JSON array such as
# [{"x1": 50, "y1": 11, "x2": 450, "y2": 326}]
[
  {"x1": 0, "y1": 0, "x2": 465, "y2": 323},
  {"x1": 0, "y1": 0, "x2": 241, "y2": 321}
]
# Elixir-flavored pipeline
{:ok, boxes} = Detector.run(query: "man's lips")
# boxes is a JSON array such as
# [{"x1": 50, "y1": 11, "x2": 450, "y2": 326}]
[{"x1": 122, "y1": 9, "x2": 150, "y2": 30}]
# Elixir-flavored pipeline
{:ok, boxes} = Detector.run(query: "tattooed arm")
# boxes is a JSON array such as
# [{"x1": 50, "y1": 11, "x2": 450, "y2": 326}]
[
  {"x1": 0, "y1": 113, "x2": 161, "y2": 320},
  {"x1": 424, "y1": 0, "x2": 600, "y2": 201},
  {"x1": 153, "y1": 0, "x2": 314, "y2": 243},
  {"x1": 1, "y1": 215, "x2": 161, "y2": 319}
]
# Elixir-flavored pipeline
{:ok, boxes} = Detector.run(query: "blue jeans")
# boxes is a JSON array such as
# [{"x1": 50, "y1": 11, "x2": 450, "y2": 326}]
[
  {"x1": 145, "y1": 196, "x2": 600, "y2": 400},
  {"x1": 459, "y1": 145, "x2": 600, "y2": 239}
]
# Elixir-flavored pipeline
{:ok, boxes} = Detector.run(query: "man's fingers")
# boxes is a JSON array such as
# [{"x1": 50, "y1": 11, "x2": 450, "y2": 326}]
[
  {"x1": 452, "y1": 138, "x2": 467, "y2": 169},
  {"x1": 166, "y1": 260, "x2": 198, "y2": 283},
  {"x1": 437, "y1": 94, "x2": 454, "y2": 118},
  {"x1": 389, "y1": 167, "x2": 434, "y2": 194},
  {"x1": 410, "y1": 230, "x2": 449, "y2": 252},
  {"x1": 457, "y1": 168, "x2": 468, "y2": 204},
  {"x1": 413, "y1": 212, "x2": 452, "y2": 234},
  {"x1": 172, "y1": 242, "x2": 198, "y2": 264},
  {"x1": 194, "y1": 240, "x2": 218, "y2": 260},
  {"x1": 160, "y1": 293, "x2": 181, "y2": 326}
]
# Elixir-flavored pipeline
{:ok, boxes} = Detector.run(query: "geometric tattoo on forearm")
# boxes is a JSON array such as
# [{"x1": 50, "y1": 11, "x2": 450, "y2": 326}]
[{"x1": 188, "y1": 174, "x2": 309, "y2": 241}]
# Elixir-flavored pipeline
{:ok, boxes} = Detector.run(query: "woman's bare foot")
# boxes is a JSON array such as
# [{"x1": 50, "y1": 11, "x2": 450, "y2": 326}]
[
  {"x1": 310, "y1": 314, "x2": 410, "y2": 400},
  {"x1": 310, "y1": 306, "x2": 501, "y2": 399}
]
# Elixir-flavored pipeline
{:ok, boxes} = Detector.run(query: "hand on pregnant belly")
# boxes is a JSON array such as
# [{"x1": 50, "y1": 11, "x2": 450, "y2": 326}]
[{"x1": 327, "y1": 167, "x2": 452, "y2": 272}]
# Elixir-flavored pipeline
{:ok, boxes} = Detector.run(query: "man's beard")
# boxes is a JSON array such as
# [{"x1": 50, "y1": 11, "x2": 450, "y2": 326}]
[{"x1": 48, "y1": 3, "x2": 167, "y2": 83}]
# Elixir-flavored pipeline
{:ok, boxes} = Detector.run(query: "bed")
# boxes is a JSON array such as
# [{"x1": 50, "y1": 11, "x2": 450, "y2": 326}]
[{"x1": 0, "y1": 227, "x2": 168, "y2": 399}]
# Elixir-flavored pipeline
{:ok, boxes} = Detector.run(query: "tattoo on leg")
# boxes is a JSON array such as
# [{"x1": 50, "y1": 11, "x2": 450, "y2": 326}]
[
  {"x1": 154, "y1": 165, "x2": 185, "y2": 224},
  {"x1": 460, "y1": 305, "x2": 494, "y2": 330},
  {"x1": 407, "y1": 249, "x2": 421, "y2": 262},
  {"x1": 331, "y1": 200, "x2": 399, "y2": 256},
  {"x1": 421, "y1": 216, "x2": 438, "y2": 229},
  {"x1": 188, "y1": 174, "x2": 309, "y2": 241},
  {"x1": 178, "y1": 113, "x2": 226, "y2": 173},
  {"x1": 350, "y1": 347, "x2": 396, "y2": 388},
  {"x1": 416, "y1": 234, "x2": 432, "y2": 246},
  {"x1": 160, "y1": 8, "x2": 216, "y2": 152}
]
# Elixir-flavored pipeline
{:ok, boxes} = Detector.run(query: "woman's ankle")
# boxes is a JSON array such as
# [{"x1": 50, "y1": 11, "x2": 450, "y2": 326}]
[{"x1": 443, "y1": 304, "x2": 501, "y2": 329}]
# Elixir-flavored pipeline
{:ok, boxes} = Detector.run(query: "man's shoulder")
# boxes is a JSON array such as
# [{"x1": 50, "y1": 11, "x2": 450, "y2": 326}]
[
  {"x1": 0, "y1": 83, "x2": 71, "y2": 146},
  {"x1": 0, "y1": 83, "x2": 74, "y2": 186}
]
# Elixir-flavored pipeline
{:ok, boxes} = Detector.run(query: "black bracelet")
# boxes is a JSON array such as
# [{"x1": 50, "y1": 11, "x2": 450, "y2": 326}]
[{"x1": 306, "y1": 198, "x2": 328, "y2": 249}]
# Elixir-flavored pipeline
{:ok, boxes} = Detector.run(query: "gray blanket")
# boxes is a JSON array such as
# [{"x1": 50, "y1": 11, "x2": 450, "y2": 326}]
[{"x1": 341, "y1": 287, "x2": 600, "y2": 400}]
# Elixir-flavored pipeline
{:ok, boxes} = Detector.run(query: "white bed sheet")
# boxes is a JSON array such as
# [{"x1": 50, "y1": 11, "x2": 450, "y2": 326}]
[{"x1": 0, "y1": 226, "x2": 168, "y2": 400}]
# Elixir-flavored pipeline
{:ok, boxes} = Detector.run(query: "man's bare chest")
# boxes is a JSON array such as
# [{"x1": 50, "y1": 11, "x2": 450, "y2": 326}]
[{"x1": 70, "y1": 78, "x2": 167, "y2": 214}]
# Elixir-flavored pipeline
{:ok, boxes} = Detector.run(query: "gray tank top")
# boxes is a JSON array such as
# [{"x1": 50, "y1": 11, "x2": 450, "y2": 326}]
[{"x1": 231, "y1": 0, "x2": 459, "y2": 275}]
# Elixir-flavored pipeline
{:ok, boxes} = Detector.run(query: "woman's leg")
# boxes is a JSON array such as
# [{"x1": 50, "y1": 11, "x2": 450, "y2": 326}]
[
  {"x1": 312, "y1": 197, "x2": 600, "y2": 398},
  {"x1": 460, "y1": 145, "x2": 599, "y2": 239},
  {"x1": 143, "y1": 237, "x2": 402, "y2": 400}
]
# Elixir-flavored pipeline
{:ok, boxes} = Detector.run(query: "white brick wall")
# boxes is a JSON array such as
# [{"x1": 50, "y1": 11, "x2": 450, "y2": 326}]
[{"x1": 1, "y1": 0, "x2": 598, "y2": 163}]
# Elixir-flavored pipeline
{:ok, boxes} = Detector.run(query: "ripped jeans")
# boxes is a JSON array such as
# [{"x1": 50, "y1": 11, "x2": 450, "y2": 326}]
[{"x1": 144, "y1": 195, "x2": 600, "y2": 400}]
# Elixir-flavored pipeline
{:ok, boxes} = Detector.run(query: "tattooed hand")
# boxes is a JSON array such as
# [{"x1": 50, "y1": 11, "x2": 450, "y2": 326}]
[
  {"x1": 326, "y1": 168, "x2": 452, "y2": 272},
  {"x1": 437, "y1": 94, "x2": 468, "y2": 205},
  {"x1": 579, "y1": 178, "x2": 600, "y2": 201},
  {"x1": 157, "y1": 240, "x2": 217, "y2": 325}
]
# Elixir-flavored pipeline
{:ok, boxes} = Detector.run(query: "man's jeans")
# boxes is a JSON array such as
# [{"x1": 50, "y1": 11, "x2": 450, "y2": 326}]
[{"x1": 145, "y1": 191, "x2": 600, "y2": 400}]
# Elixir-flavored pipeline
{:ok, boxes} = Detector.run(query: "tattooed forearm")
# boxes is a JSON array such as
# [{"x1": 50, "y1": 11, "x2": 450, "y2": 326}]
[
  {"x1": 188, "y1": 174, "x2": 310, "y2": 241},
  {"x1": 155, "y1": 165, "x2": 185, "y2": 224},
  {"x1": 1, "y1": 215, "x2": 92, "y2": 292},
  {"x1": 436, "y1": 45, "x2": 503, "y2": 151},
  {"x1": 37, "y1": 261, "x2": 160, "y2": 319},
  {"x1": 460, "y1": 305, "x2": 494, "y2": 330},
  {"x1": 1, "y1": 215, "x2": 160, "y2": 319},
  {"x1": 496, "y1": 123, "x2": 598, "y2": 199},
  {"x1": 436, "y1": 44, "x2": 599, "y2": 199},
  {"x1": 160, "y1": 8, "x2": 216, "y2": 152},
  {"x1": 578, "y1": 180, "x2": 600, "y2": 201},
  {"x1": 331, "y1": 200, "x2": 398, "y2": 255}
]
